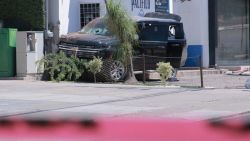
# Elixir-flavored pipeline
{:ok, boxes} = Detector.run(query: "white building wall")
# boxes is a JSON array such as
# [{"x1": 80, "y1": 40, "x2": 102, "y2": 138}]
[
  {"x1": 58, "y1": 0, "x2": 71, "y2": 36},
  {"x1": 55, "y1": 0, "x2": 156, "y2": 35},
  {"x1": 173, "y1": 0, "x2": 209, "y2": 67},
  {"x1": 59, "y1": 0, "x2": 107, "y2": 35},
  {"x1": 169, "y1": 0, "x2": 173, "y2": 13}
]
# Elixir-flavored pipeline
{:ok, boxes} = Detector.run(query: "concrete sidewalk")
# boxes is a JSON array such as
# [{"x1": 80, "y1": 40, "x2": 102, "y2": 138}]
[
  {"x1": 170, "y1": 73, "x2": 249, "y2": 89},
  {"x1": 143, "y1": 69, "x2": 249, "y2": 89}
]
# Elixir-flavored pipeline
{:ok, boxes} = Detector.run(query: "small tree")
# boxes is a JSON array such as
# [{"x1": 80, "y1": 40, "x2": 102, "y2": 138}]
[
  {"x1": 87, "y1": 57, "x2": 103, "y2": 83},
  {"x1": 156, "y1": 62, "x2": 174, "y2": 86},
  {"x1": 104, "y1": 0, "x2": 138, "y2": 84}
]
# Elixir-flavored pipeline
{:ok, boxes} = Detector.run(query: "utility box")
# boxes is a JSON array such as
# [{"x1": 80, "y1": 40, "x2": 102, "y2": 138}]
[
  {"x1": 0, "y1": 28, "x2": 17, "y2": 77},
  {"x1": 16, "y1": 31, "x2": 44, "y2": 77}
]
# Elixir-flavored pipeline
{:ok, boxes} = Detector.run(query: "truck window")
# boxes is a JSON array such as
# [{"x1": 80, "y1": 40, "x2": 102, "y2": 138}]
[
  {"x1": 168, "y1": 23, "x2": 184, "y2": 39},
  {"x1": 138, "y1": 22, "x2": 168, "y2": 42}
]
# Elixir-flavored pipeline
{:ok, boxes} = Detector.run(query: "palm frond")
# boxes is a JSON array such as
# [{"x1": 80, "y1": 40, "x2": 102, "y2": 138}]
[{"x1": 105, "y1": 0, "x2": 138, "y2": 61}]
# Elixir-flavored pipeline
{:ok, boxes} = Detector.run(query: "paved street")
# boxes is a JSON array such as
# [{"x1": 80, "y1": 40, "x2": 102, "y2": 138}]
[{"x1": 0, "y1": 80, "x2": 250, "y2": 120}]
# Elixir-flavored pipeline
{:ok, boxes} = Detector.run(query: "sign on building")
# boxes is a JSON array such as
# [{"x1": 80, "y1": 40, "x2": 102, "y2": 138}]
[
  {"x1": 155, "y1": 0, "x2": 169, "y2": 13},
  {"x1": 129, "y1": 0, "x2": 152, "y2": 16}
]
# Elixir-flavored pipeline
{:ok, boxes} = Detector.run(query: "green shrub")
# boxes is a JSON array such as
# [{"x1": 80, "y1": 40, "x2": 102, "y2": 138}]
[
  {"x1": 156, "y1": 62, "x2": 174, "y2": 86},
  {"x1": 37, "y1": 51, "x2": 86, "y2": 82},
  {"x1": 87, "y1": 57, "x2": 103, "y2": 83}
]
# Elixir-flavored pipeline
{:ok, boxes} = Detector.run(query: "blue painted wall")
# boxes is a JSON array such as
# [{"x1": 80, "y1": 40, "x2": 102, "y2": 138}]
[{"x1": 184, "y1": 45, "x2": 203, "y2": 67}]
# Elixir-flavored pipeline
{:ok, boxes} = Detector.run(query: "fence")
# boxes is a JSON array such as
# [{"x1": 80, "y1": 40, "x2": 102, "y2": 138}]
[{"x1": 132, "y1": 54, "x2": 204, "y2": 88}]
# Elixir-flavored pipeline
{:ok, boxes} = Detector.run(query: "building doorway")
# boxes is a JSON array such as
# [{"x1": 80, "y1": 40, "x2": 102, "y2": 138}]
[{"x1": 211, "y1": 0, "x2": 249, "y2": 66}]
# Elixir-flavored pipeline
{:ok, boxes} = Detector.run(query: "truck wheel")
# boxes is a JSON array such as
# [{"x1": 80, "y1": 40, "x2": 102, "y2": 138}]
[{"x1": 97, "y1": 60, "x2": 126, "y2": 82}]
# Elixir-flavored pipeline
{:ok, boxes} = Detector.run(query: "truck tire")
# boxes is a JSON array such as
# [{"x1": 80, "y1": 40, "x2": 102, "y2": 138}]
[{"x1": 97, "y1": 60, "x2": 126, "y2": 82}]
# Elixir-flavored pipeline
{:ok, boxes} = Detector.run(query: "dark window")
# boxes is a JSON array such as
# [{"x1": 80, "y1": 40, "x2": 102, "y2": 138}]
[
  {"x1": 138, "y1": 22, "x2": 168, "y2": 41},
  {"x1": 209, "y1": 0, "x2": 250, "y2": 66},
  {"x1": 169, "y1": 23, "x2": 184, "y2": 39},
  {"x1": 138, "y1": 22, "x2": 184, "y2": 41},
  {"x1": 80, "y1": 3, "x2": 100, "y2": 28},
  {"x1": 216, "y1": 0, "x2": 249, "y2": 66}
]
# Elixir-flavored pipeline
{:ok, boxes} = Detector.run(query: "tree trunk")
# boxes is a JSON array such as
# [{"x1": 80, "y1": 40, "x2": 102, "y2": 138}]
[
  {"x1": 124, "y1": 55, "x2": 138, "y2": 84},
  {"x1": 94, "y1": 73, "x2": 96, "y2": 83}
]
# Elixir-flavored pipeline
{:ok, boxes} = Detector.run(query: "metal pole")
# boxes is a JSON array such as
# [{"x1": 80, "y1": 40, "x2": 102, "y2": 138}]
[
  {"x1": 44, "y1": 0, "x2": 48, "y2": 31},
  {"x1": 142, "y1": 54, "x2": 146, "y2": 84},
  {"x1": 199, "y1": 56, "x2": 204, "y2": 88},
  {"x1": 43, "y1": 0, "x2": 49, "y2": 55}
]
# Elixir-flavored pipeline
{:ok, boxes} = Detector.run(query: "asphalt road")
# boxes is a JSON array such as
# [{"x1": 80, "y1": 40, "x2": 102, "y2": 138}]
[{"x1": 0, "y1": 80, "x2": 250, "y2": 120}]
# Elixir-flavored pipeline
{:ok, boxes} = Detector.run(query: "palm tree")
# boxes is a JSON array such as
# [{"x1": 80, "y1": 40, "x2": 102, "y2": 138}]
[{"x1": 104, "y1": 0, "x2": 138, "y2": 84}]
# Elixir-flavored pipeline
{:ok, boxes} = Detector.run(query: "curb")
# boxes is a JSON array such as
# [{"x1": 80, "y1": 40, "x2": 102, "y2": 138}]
[{"x1": 177, "y1": 69, "x2": 223, "y2": 77}]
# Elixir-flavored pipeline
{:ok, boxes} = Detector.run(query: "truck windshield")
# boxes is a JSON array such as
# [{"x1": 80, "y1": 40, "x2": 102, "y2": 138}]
[{"x1": 80, "y1": 18, "x2": 111, "y2": 36}]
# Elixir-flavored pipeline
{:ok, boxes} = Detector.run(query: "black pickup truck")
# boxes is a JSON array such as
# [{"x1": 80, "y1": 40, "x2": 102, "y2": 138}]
[{"x1": 58, "y1": 13, "x2": 187, "y2": 82}]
